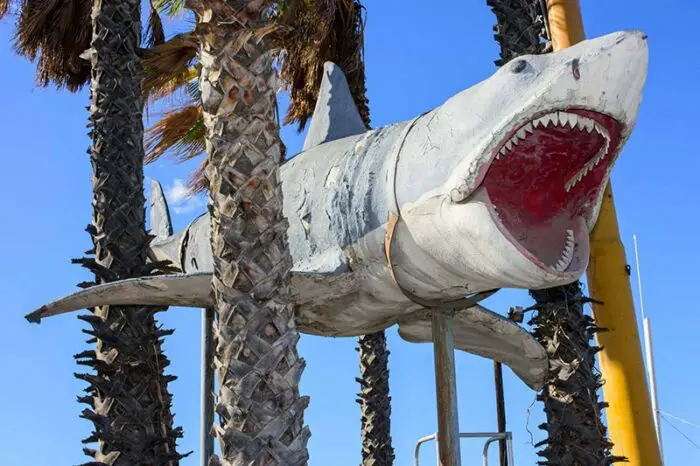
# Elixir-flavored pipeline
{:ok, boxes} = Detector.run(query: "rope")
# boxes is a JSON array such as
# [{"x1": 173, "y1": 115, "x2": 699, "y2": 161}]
[{"x1": 383, "y1": 114, "x2": 497, "y2": 310}]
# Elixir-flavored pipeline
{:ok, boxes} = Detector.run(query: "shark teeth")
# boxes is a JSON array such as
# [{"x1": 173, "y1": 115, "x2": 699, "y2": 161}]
[
  {"x1": 498, "y1": 111, "x2": 601, "y2": 161},
  {"x1": 531, "y1": 111, "x2": 596, "y2": 130},
  {"x1": 564, "y1": 121, "x2": 611, "y2": 192},
  {"x1": 552, "y1": 229, "x2": 576, "y2": 272},
  {"x1": 495, "y1": 111, "x2": 612, "y2": 193}
]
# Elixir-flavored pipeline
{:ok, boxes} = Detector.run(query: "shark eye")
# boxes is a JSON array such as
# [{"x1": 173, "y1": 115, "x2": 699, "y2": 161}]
[{"x1": 510, "y1": 59, "x2": 528, "y2": 73}]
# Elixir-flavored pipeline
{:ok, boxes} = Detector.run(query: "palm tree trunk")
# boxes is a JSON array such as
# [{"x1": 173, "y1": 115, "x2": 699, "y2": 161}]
[
  {"x1": 356, "y1": 331, "x2": 394, "y2": 466},
  {"x1": 529, "y1": 284, "x2": 622, "y2": 465},
  {"x1": 487, "y1": 0, "x2": 550, "y2": 66},
  {"x1": 194, "y1": 2, "x2": 311, "y2": 464},
  {"x1": 73, "y1": 0, "x2": 183, "y2": 463}
]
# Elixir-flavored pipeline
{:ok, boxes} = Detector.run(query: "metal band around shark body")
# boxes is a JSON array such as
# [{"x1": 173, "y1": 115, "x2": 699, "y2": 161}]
[{"x1": 384, "y1": 113, "x2": 498, "y2": 310}]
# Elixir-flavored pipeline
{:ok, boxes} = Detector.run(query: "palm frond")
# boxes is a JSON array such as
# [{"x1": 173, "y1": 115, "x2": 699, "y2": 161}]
[
  {"x1": 144, "y1": 103, "x2": 209, "y2": 193},
  {"x1": 145, "y1": 104, "x2": 208, "y2": 193},
  {"x1": 277, "y1": 0, "x2": 370, "y2": 130},
  {"x1": 14, "y1": 0, "x2": 91, "y2": 90},
  {"x1": 187, "y1": 75, "x2": 201, "y2": 102},
  {"x1": 0, "y1": 0, "x2": 10, "y2": 19},
  {"x1": 187, "y1": 159, "x2": 209, "y2": 194},
  {"x1": 143, "y1": 33, "x2": 198, "y2": 100},
  {"x1": 145, "y1": 104, "x2": 205, "y2": 163},
  {"x1": 145, "y1": 0, "x2": 166, "y2": 48},
  {"x1": 154, "y1": 0, "x2": 187, "y2": 17},
  {"x1": 150, "y1": 64, "x2": 199, "y2": 102}
]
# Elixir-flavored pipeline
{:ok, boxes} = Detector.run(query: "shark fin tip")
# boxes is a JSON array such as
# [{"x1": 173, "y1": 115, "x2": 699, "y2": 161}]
[
  {"x1": 25, "y1": 310, "x2": 43, "y2": 324},
  {"x1": 303, "y1": 62, "x2": 367, "y2": 150}
]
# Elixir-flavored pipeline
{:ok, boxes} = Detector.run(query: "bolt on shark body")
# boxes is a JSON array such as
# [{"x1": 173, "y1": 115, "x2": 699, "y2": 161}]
[{"x1": 27, "y1": 31, "x2": 648, "y2": 390}]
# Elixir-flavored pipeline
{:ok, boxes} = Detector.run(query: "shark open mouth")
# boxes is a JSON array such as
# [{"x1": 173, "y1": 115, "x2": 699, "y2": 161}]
[{"x1": 481, "y1": 109, "x2": 623, "y2": 273}]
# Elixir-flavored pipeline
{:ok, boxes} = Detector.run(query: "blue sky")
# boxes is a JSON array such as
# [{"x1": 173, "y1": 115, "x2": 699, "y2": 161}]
[{"x1": 1, "y1": 0, "x2": 699, "y2": 464}]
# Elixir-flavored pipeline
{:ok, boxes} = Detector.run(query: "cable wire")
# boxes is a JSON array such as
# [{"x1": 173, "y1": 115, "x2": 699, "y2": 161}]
[
  {"x1": 660, "y1": 410, "x2": 700, "y2": 429},
  {"x1": 661, "y1": 414, "x2": 700, "y2": 452}
]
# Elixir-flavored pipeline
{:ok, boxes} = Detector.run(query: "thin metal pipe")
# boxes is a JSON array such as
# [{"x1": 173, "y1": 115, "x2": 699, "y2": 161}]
[
  {"x1": 493, "y1": 362, "x2": 508, "y2": 466},
  {"x1": 414, "y1": 432, "x2": 512, "y2": 466},
  {"x1": 200, "y1": 307, "x2": 215, "y2": 466},
  {"x1": 633, "y1": 234, "x2": 646, "y2": 321},
  {"x1": 634, "y1": 234, "x2": 664, "y2": 460},
  {"x1": 414, "y1": 434, "x2": 437, "y2": 466},
  {"x1": 643, "y1": 317, "x2": 664, "y2": 460},
  {"x1": 506, "y1": 433, "x2": 514, "y2": 465},
  {"x1": 432, "y1": 310, "x2": 461, "y2": 466},
  {"x1": 483, "y1": 438, "x2": 499, "y2": 466}
]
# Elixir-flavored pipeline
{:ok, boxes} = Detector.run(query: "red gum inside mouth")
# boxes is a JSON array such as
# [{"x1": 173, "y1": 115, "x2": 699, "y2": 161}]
[{"x1": 480, "y1": 109, "x2": 623, "y2": 271}]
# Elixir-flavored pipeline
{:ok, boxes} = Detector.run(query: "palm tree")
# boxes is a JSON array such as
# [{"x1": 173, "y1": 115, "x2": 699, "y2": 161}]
[
  {"x1": 143, "y1": 1, "x2": 385, "y2": 463},
  {"x1": 356, "y1": 332, "x2": 394, "y2": 465},
  {"x1": 1, "y1": 1, "x2": 185, "y2": 464},
  {"x1": 488, "y1": 1, "x2": 622, "y2": 463}
]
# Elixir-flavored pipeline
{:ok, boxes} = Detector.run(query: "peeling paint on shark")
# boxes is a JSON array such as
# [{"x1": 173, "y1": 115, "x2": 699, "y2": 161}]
[{"x1": 26, "y1": 30, "x2": 649, "y2": 391}]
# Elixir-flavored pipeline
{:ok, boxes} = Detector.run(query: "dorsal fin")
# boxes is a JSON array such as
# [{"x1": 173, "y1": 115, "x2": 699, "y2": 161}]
[
  {"x1": 303, "y1": 62, "x2": 367, "y2": 150},
  {"x1": 150, "y1": 180, "x2": 173, "y2": 240}
]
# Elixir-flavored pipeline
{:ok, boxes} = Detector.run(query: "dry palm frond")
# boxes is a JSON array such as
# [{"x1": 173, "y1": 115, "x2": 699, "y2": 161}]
[
  {"x1": 148, "y1": 64, "x2": 199, "y2": 102},
  {"x1": 143, "y1": 32, "x2": 198, "y2": 100},
  {"x1": 145, "y1": 0, "x2": 166, "y2": 48},
  {"x1": 14, "y1": 0, "x2": 91, "y2": 90},
  {"x1": 0, "y1": 0, "x2": 10, "y2": 19},
  {"x1": 187, "y1": 159, "x2": 208, "y2": 193},
  {"x1": 145, "y1": 104, "x2": 204, "y2": 163},
  {"x1": 277, "y1": 0, "x2": 370, "y2": 130},
  {"x1": 145, "y1": 104, "x2": 207, "y2": 191}
]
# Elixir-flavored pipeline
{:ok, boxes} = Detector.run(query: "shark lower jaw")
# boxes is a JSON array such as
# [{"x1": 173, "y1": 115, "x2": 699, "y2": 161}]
[{"x1": 478, "y1": 108, "x2": 623, "y2": 274}]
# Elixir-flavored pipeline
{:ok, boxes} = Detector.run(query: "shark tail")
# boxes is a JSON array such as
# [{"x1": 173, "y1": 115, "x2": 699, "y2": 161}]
[{"x1": 25, "y1": 273, "x2": 213, "y2": 323}]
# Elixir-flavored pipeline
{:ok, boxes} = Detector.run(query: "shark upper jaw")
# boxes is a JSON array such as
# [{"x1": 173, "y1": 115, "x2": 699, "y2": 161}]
[{"x1": 452, "y1": 107, "x2": 624, "y2": 275}]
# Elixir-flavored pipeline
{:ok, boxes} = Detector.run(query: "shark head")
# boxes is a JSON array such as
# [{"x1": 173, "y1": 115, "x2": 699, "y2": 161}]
[{"x1": 395, "y1": 30, "x2": 648, "y2": 291}]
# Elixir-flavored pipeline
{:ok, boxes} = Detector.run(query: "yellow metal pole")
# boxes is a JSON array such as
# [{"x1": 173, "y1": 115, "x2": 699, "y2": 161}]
[
  {"x1": 546, "y1": 2, "x2": 663, "y2": 465},
  {"x1": 587, "y1": 188, "x2": 662, "y2": 465}
]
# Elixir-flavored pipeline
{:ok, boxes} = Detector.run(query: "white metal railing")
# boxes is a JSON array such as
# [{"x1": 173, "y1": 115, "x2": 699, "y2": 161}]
[{"x1": 414, "y1": 431, "x2": 514, "y2": 466}]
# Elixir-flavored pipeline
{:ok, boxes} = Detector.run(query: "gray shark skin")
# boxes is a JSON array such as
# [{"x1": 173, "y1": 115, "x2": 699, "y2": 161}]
[{"x1": 26, "y1": 31, "x2": 649, "y2": 390}]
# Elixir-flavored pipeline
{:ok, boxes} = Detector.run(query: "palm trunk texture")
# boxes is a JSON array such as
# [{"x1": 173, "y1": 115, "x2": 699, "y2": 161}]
[
  {"x1": 356, "y1": 331, "x2": 394, "y2": 466},
  {"x1": 73, "y1": 0, "x2": 183, "y2": 463},
  {"x1": 194, "y1": 2, "x2": 310, "y2": 464},
  {"x1": 487, "y1": 1, "x2": 621, "y2": 464},
  {"x1": 529, "y1": 284, "x2": 621, "y2": 465}
]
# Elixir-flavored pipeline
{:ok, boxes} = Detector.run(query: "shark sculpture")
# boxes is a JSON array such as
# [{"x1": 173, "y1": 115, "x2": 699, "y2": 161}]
[{"x1": 26, "y1": 30, "x2": 648, "y2": 390}]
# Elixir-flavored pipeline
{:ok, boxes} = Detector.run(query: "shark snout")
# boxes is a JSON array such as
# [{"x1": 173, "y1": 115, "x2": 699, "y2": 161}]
[{"x1": 579, "y1": 30, "x2": 649, "y2": 124}]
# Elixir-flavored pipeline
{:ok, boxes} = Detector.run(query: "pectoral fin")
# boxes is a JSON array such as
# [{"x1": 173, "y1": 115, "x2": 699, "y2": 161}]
[
  {"x1": 26, "y1": 273, "x2": 213, "y2": 323},
  {"x1": 398, "y1": 306, "x2": 548, "y2": 390}
]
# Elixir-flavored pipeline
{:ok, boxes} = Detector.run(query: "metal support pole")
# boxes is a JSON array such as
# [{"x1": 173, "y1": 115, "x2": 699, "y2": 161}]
[
  {"x1": 634, "y1": 234, "x2": 664, "y2": 459},
  {"x1": 643, "y1": 317, "x2": 663, "y2": 458},
  {"x1": 587, "y1": 187, "x2": 661, "y2": 464},
  {"x1": 545, "y1": 2, "x2": 662, "y2": 464},
  {"x1": 200, "y1": 307, "x2": 215, "y2": 466},
  {"x1": 493, "y1": 362, "x2": 507, "y2": 466},
  {"x1": 432, "y1": 310, "x2": 461, "y2": 466}
]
